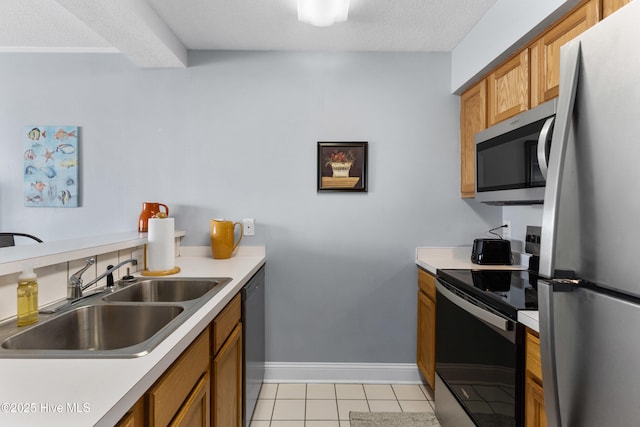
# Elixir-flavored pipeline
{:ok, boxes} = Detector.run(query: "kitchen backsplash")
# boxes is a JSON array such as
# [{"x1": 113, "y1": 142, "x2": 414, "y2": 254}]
[
  {"x1": 0, "y1": 246, "x2": 145, "y2": 322},
  {"x1": 503, "y1": 205, "x2": 543, "y2": 252}
]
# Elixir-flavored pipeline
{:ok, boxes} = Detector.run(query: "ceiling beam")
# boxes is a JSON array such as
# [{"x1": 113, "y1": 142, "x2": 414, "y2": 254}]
[{"x1": 54, "y1": 0, "x2": 187, "y2": 68}]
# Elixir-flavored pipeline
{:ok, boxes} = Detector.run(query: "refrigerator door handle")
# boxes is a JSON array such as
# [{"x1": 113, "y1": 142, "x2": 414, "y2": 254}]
[
  {"x1": 538, "y1": 280, "x2": 562, "y2": 427},
  {"x1": 537, "y1": 116, "x2": 555, "y2": 180},
  {"x1": 540, "y1": 40, "x2": 582, "y2": 278},
  {"x1": 539, "y1": 280, "x2": 575, "y2": 427}
]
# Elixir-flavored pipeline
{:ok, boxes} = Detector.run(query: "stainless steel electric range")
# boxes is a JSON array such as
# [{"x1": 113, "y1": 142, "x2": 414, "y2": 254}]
[{"x1": 434, "y1": 269, "x2": 539, "y2": 427}]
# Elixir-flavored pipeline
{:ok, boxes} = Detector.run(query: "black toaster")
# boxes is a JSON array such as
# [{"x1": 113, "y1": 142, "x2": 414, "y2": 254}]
[{"x1": 471, "y1": 238, "x2": 512, "y2": 265}]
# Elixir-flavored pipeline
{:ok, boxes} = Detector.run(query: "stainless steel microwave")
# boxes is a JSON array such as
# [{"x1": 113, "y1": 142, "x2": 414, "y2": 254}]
[{"x1": 475, "y1": 99, "x2": 557, "y2": 205}]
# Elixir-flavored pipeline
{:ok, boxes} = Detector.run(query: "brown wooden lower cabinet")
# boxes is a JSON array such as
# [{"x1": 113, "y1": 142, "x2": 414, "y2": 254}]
[
  {"x1": 416, "y1": 268, "x2": 436, "y2": 391},
  {"x1": 115, "y1": 293, "x2": 243, "y2": 427},
  {"x1": 115, "y1": 398, "x2": 145, "y2": 427},
  {"x1": 525, "y1": 327, "x2": 547, "y2": 427},
  {"x1": 211, "y1": 293, "x2": 243, "y2": 427},
  {"x1": 148, "y1": 328, "x2": 211, "y2": 427},
  {"x1": 170, "y1": 373, "x2": 211, "y2": 427},
  {"x1": 212, "y1": 323, "x2": 243, "y2": 427},
  {"x1": 526, "y1": 375, "x2": 547, "y2": 427}
]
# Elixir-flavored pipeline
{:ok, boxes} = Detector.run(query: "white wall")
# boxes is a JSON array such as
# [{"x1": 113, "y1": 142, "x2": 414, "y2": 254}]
[
  {"x1": 0, "y1": 51, "x2": 502, "y2": 363},
  {"x1": 451, "y1": 0, "x2": 580, "y2": 93}
]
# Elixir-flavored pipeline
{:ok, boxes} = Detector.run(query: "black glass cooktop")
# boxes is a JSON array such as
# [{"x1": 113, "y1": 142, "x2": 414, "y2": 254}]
[{"x1": 436, "y1": 269, "x2": 539, "y2": 319}]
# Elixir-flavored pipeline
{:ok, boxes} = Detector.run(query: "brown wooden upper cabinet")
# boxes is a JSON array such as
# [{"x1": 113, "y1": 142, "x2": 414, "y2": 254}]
[
  {"x1": 602, "y1": 0, "x2": 632, "y2": 18},
  {"x1": 459, "y1": 80, "x2": 487, "y2": 198},
  {"x1": 487, "y1": 50, "x2": 529, "y2": 127},
  {"x1": 457, "y1": 0, "x2": 618, "y2": 199},
  {"x1": 530, "y1": 0, "x2": 599, "y2": 107}
]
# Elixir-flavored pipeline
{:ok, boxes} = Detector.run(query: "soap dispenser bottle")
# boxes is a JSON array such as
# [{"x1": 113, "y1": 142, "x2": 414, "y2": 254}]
[{"x1": 17, "y1": 265, "x2": 38, "y2": 326}]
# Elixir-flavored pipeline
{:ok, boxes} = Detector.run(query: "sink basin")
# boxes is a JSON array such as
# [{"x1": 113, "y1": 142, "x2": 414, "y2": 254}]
[
  {"x1": 103, "y1": 277, "x2": 231, "y2": 303},
  {"x1": 1, "y1": 304, "x2": 183, "y2": 353},
  {"x1": 0, "y1": 276, "x2": 233, "y2": 358}
]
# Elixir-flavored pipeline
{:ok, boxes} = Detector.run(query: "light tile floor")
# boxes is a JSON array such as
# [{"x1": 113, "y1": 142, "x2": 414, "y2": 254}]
[{"x1": 250, "y1": 383, "x2": 435, "y2": 427}]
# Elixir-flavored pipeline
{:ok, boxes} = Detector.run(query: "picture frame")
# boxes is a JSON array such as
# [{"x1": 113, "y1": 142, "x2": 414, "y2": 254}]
[
  {"x1": 24, "y1": 125, "x2": 79, "y2": 207},
  {"x1": 317, "y1": 141, "x2": 368, "y2": 192}
]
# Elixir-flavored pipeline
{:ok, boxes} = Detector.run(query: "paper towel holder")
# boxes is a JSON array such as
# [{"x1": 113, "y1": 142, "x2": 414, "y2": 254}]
[
  {"x1": 142, "y1": 217, "x2": 180, "y2": 276},
  {"x1": 141, "y1": 244, "x2": 181, "y2": 276}
]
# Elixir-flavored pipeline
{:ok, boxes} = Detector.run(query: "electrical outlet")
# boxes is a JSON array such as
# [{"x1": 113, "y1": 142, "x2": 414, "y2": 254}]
[
  {"x1": 242, "y1": 218, "x2": 255, "y2": 236},
  {"x1": 525, "y1": 225, "x2": 542, "y2": 255},
  {"x1": 131, "y1": 247, "x2": 144, "y2": 272},
  {"x1": 503, "y1": 220, "x2": 512, "y2": 240}
]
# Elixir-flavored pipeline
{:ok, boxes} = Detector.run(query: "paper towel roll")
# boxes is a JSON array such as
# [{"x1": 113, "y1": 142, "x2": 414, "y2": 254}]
[{"x1": 147, "y1": 217, "x2": 175, "y2": 271}]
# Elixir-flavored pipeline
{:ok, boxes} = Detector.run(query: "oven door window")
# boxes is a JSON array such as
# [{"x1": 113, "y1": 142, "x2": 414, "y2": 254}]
[
  {"x1": 476, "y1": 117, "x2": 551, "y2": 193},
  {"x1": 436, "y1": 286, "x2": 522, "y2": 427}
]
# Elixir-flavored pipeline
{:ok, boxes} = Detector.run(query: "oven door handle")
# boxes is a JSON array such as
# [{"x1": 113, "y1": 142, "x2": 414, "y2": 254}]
[{"x1": 436, "y1": 280, "x2": 509, "y2": 332}]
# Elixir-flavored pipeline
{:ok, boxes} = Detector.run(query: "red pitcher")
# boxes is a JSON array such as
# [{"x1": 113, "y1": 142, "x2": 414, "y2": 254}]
[{"x1": 138, "y1": 202, "x2": 169, "y2": 232}]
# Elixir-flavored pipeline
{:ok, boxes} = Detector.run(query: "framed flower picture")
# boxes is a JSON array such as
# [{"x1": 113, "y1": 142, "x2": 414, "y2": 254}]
[{"x1": 317, "y1": 142, "x2": 368, "y2": 192}]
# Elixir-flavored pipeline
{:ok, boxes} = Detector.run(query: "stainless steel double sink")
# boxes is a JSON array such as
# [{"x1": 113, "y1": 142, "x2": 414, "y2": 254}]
[{"x1": 0, "y1": 277, "x2": 231, "y2": 358}]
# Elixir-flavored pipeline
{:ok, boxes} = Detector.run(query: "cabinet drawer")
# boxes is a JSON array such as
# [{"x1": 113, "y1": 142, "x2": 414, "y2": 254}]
[
  {"x1": 418, "y1": 268, "x2": 436, "y2": 301},
  {"x1": 213, "y1": 293, "x2": 241, "y2": 355},
  {"x1": 148, "y1": 328, "x2": 210, "y2": 427},
  {"x1": 526, "y1": 328, "x2": 542, "y2": 382}
]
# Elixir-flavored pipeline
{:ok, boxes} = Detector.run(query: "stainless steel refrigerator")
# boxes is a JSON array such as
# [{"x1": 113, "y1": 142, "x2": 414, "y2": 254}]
[{"x1": 538, "y1": 2, "x2": 640, "y2": 426}]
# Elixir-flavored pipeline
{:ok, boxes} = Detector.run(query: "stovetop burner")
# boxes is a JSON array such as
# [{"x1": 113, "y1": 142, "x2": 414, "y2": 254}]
[{"x1": 436, "y1": 269, "x2": 539, "y2": 319}]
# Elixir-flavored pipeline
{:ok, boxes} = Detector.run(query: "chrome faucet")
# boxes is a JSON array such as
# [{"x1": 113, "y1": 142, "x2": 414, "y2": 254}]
[{"x1": 67, "y1": 258, "x2": 137, "y2": 300}]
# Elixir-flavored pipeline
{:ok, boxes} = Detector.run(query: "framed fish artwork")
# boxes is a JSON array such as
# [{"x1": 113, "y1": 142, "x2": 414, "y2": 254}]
[{"x1": 23, "y1": 126, "x2": 79, "y2": 207}]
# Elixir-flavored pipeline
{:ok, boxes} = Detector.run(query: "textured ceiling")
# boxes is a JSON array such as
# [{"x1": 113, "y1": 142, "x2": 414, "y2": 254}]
[{"x1": 0, "y1": 0, "x2": 498, "y2": 67}]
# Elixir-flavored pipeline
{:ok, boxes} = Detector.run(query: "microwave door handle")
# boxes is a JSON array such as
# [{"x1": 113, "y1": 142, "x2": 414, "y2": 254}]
[
  {"x1": 537, "y1": 116, "x2": 555, "y2": 180},
  {"x1": 435, "y1": 281, "x2": 509, "y2": 332}
]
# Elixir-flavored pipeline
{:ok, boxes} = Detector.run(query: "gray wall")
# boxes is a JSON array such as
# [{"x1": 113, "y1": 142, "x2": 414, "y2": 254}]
[{"x1": 0, "y1": 51, "x2": 501, "y2": 363}]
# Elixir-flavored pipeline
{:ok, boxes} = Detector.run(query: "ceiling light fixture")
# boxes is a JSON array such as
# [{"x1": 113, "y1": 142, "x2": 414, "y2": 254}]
[{"x1": 297, "y1": 0, "x2": 350, "y2": 27}]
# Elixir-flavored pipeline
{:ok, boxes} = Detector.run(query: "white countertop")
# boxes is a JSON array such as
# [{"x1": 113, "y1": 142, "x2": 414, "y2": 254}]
[
  {"x1": 0, "y1": 246, "x2": 265, "y2": 427},
  {"x1": 517, "y1": 310, "x2": 540, "y2": 332},
  {"x1": 416, "y1": 246, "x2": 540, "y2": 332},
  {"x1": 415, "y1": 246, "x2": 528, "y2": 274}
]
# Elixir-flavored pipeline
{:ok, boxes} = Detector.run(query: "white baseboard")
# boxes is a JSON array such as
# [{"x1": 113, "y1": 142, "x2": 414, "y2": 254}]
[{"x1": 264, "y1": 362, "x2": 423, "y2": 384}]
